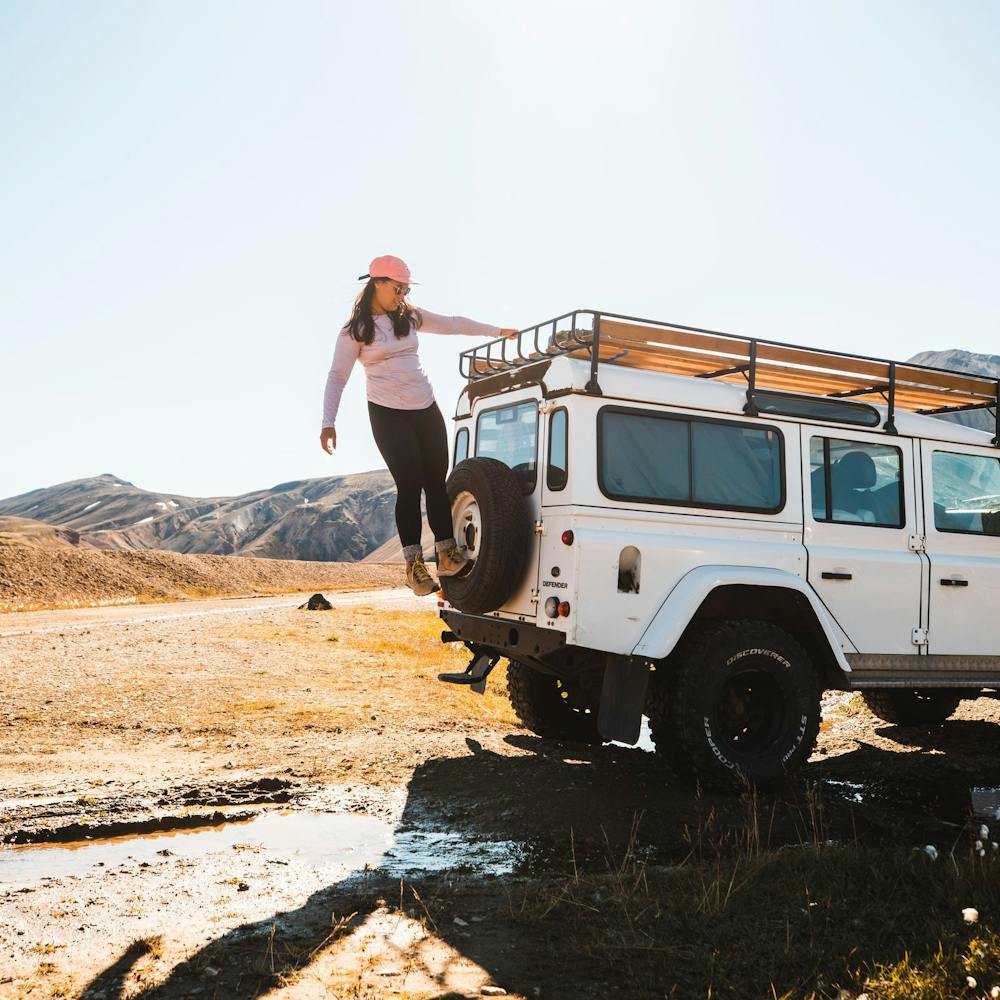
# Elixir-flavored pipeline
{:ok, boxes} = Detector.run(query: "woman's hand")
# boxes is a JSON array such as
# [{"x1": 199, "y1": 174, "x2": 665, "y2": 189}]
[
  {"x1": 499, "y1": 328, "x2": 519, "y2": 340},
  {"x1": 320, "y1": 427, "x2": 337, "y2": 454}
]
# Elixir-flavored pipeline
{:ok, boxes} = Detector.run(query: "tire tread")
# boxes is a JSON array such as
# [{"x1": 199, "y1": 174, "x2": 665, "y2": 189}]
[
  {"x1": 648, "y1": 619, "x2": 820, "y2": 790},
  {"x1": 861, "y1": 689, "x2": 962, "y2": 725},
  {"x1": 507, "y1": 661, "x2": 600, "y2": 742}
]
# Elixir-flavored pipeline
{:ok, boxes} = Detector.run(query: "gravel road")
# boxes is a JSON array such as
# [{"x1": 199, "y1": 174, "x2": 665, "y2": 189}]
[{"x1": 0, "y1": 587, "x2": 425, "y2": 638}]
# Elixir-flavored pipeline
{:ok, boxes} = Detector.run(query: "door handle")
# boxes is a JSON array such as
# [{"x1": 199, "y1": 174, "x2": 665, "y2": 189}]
[
  {"x1": 822, "y1": 572, "x2": 853, "y2": 581},
  {"x1": 940, "y1": 578, "x2": 969, "y2": 587}
]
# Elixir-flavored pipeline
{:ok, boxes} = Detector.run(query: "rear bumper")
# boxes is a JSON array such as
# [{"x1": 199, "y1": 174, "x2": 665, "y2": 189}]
[{"x1": 439, "y1": 609, "x2": 566, "y2": 660}]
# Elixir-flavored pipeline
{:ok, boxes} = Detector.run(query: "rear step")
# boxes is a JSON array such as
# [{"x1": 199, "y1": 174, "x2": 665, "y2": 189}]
[{"x1": 438, "y1": 652, "x2": 500, "y2": 694}]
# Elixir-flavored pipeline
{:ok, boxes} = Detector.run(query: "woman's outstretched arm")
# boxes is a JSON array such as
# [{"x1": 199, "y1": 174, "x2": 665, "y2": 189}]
[
  {"x1": 414, "y1": 307, "x2": 515, "y2": 339},
  {"x1": 320, "y1": 327, "x2": 362, "y2": 453}
]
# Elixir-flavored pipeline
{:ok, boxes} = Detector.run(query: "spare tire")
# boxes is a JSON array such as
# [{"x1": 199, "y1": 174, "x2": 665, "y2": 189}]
[{"x1": 440, "y1": 458, "x2": 532, "y2": 613}]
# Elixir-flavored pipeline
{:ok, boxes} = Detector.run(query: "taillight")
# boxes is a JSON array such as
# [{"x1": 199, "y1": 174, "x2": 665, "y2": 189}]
[
  {"x1": 558, "y1": 601, "x2": 571, "y2": 617},
  {"x1": 561, "y1": 530, "x2": 574, "y2": 545},
  {"x1": 544, "y1": 596, "x2": 559, "y2": 619}
]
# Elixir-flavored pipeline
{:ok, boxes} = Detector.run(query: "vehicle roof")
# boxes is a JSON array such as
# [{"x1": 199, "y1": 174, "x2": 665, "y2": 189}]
[
  {"x1": 540, "y1": 356, "x2": 996, "y2": 448},
  {"x1": 460, "y1": 309, "x2": 998, "y2": 450}
]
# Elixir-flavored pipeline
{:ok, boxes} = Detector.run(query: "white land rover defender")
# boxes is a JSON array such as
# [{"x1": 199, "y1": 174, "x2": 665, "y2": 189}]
[{"x1": 435, "y1": 309, "x2": 1000, "y2": 789}]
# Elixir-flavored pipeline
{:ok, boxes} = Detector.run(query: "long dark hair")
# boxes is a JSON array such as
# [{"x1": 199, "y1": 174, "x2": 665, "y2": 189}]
[{"x1": 345, "y1": 279, "x2": 423, "y2": 345}]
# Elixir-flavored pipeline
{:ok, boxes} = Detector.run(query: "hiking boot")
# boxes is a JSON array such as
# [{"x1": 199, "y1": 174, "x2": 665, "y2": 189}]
[
  {"x1": 436, "y1": 541, "x2": 472, "y2": 578},
  {"x1": 405, "y1": 554, "x2": 440, "y2": 597}
]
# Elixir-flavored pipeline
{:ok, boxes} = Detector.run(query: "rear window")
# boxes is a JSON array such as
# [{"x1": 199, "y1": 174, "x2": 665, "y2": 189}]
[
  {"x1": 453, "y1": 427, "x2": 469, "y2": 468},
  {"x1": 475, "y1": 401, "x2": 538, "y2": 494},
  {"x1": 598, "y1": 407, "x2": 784, "y2": 513}
]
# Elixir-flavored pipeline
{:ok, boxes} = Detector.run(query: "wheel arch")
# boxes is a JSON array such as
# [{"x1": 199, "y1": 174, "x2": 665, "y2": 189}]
[{"x1": 632, "y1": 566, "x2": 855, "y2": 689}]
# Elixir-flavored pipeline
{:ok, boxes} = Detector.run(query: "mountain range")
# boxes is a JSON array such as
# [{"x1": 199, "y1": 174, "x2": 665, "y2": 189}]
[
  {"x1": 2, "y1": 350, "x2": 996, "y2": 562},
  {"x1": 907, "y1": 349, "x2": 1000, "y2": 433},
  {"x1": 0, "y1": 470, "x2": 400, "y2": 562}
]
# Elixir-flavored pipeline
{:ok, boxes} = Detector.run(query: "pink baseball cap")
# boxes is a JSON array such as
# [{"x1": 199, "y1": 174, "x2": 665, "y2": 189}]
[{"x1": 358, "y1": 255, "x2": 418, "y2": 285}]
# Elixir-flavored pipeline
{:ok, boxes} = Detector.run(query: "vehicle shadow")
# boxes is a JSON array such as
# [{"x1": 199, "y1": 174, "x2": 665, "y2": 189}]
[
  {"x1": 75, "y1": 721, "x2": 1000, "y2": 998},
  {"x1": 807, "y1": 718, "x2": 1000, "y2": 837}
]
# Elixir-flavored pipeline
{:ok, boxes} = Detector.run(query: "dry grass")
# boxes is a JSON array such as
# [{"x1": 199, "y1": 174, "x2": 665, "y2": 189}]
[
  {"x1": 216, "y1": 608, "x2": 519, "y2": 731},
  {"x1": 509, "y1": 794, "x2": 1000, "y2": 1000},
  {"x1": 228, "y1": 700, "x2": 279, "y2": 713}
]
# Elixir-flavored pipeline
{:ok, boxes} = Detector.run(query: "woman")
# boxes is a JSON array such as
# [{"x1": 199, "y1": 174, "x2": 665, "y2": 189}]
[{"x1": 320, "y1": 255, "x2": 517, "y2": 596}]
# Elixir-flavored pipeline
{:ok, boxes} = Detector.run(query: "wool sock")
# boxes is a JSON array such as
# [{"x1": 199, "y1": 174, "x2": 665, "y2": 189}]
[
  {"x1": 402, "y1": 544, "x2": 423, "y2": 562},
  {"x1": 434, "y1": 538, "x2": 457, "y2": 552}
]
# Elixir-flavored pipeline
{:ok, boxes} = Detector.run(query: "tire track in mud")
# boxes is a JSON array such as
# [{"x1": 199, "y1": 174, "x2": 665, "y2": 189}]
[{"x1": 0, "y1": 777, "x2": 300, "y2": 846}]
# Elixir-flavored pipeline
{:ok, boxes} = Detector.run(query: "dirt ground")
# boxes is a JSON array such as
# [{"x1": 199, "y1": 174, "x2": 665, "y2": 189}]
[{"x1": 4, "y1": 590, "x2": 1000, "y2": 999}]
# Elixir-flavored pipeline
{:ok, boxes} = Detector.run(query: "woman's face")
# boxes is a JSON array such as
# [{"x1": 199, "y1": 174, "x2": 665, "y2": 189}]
[{"x1": 373, "y1": 278, "x2": 410, "y2": 313}]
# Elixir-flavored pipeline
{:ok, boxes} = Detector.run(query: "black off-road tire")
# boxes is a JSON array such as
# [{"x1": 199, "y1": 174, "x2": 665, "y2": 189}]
[
  {"x1": 861, "y1": 689, "x2": 963, "y2": 726},
  {"x1": 441, "y1": 458, "x2": 532, "y2": 614},
  {"x1": 507, "y1": 661, "x2": 601, "y2": 743},
  {"x1": 647, "y1": 620, "x2": 821, "y2": 791}
]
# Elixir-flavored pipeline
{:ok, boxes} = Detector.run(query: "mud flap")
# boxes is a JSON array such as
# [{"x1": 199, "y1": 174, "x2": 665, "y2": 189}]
[{"x1": 597, "y1": 655, "x2": 650, "y2": 745}]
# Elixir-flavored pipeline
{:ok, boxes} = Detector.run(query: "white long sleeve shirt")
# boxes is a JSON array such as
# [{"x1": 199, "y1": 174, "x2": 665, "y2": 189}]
[{"x1": 321, "y1": 307, "x2": 501, "y2": 429}]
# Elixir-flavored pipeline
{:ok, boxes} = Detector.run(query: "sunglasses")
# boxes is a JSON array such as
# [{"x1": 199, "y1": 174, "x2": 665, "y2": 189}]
[{"x1": 382, "y1": 281, "x2": 410, "y2": 297}]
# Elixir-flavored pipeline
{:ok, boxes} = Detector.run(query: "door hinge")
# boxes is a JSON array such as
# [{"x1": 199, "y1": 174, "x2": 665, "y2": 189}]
[
  {"x1": 908, "y1": 534, "x2": 926, "y2": 552},
  {"x1": 534, "y1": 520, "x2": 545, "y2": 535},
  {"x1": 912, "y1": 627, "x2": 928, "y2": 646}
]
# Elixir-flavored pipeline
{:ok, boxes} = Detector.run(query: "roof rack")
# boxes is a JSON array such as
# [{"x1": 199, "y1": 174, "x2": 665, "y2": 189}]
[{"x1": 459, "y1": 309, "x2": 1000, "y2": 445}]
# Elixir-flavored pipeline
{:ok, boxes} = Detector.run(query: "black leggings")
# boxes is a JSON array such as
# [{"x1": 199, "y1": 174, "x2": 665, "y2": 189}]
[{"x1": 368, "y1": 400, "x2": 453, "y2": 548}]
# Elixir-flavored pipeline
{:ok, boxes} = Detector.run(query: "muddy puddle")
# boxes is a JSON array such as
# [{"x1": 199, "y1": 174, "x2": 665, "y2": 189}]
[
  {"x1": 0, "y1": 808, "x2": 525, "y2": 888},
  {"x1": 817, "y1": 776, "x2": 1000, "y2": 834},
  {"x1": 0, "y1": 803, "x2": 527, "y2": 987},
  {"x1": 822, "y1": 778, "x2": 865, "y2": 803},
  {"x1": 972, "y1": 787, "x2": 1000, "y2": 819}
]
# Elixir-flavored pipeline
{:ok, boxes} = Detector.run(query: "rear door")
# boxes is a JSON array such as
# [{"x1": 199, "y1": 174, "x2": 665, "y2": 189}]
[
  {"x1": 471, "y1": 393, "x2": 542, "y2": 617},
  {"x1": 802, "y1": 428, "x2": 926, "y2": 654},
  {"x1": 920, "y1": 442, "x2": 1000, "y2": 656}
]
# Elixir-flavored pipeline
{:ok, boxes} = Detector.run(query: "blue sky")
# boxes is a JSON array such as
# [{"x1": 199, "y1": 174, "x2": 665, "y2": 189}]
[{"x1": 2, "y1": 0, "x2": 998, "y2": 501}]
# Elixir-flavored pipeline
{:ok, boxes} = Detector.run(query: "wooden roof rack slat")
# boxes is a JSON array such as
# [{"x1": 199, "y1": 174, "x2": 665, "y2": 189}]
[
  {"x1": 600, "y1": 318, "x2": 750, "y2": 364},
  {"x1": 571, "y1": 337, "x2": 982, "y2": 407},
  {"x1": 601, "y1": 319, "x2": 996, "y2": 399}
]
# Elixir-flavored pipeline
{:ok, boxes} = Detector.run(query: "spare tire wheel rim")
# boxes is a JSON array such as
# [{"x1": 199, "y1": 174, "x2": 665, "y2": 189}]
[{"x1": 453, "y1": 491, "x2": 482, "y2": 560}]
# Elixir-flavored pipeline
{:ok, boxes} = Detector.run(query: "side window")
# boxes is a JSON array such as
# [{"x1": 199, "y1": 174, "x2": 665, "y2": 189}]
[
  {"x1": 809, "y1": 437, "x2": 903, "y2": 527},
  {"x1": 476, "y1": 401, "x2": 538, "y2": 494},
  {"x1": 547, "y1": 408, "x2": 568, "y2": 491},
  {"x1": 931, "y1": 451, "x2": 1000, "y2": 536},
  {"x1": 754, "y1": 391, "x2": 880, "y2": 427},
  {"x1": 453, "y1": 427, "x2": 469, "y2": 468},
  {"x1": 598, "y1": 408, "x2": 784, "y2": 513}
]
